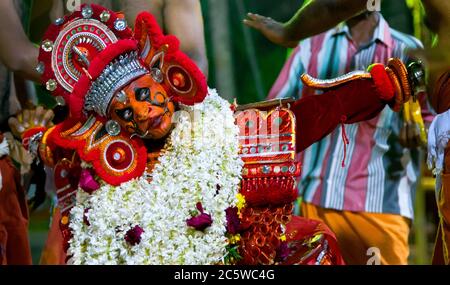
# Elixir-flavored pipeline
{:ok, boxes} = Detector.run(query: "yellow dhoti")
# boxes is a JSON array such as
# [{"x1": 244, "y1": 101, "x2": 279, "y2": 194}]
[{"x1": 301, "y1": 202, "x2": 410, "y2": 265}]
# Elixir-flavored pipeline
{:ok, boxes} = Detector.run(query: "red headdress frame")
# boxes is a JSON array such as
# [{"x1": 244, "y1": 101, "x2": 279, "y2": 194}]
[
  {"x1": 134, "y1": 12, "x2": 208, "y2": 106},
  {"x1": 38, "y1": 4, "x2": 135, "y2": 119},
  {"x1": 36, "y1": 5, "x2": 208, "y2": 186},
  {"x1": 38, "y1": 5, "x2": 207, "y2": 120}
]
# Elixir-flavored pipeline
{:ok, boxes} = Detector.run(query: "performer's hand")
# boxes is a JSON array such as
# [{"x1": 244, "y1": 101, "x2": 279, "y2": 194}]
[
  {"x1": 412, "y1": 45, "x2": 450, "y2": 76},
  {"x1": 243, "y1": 13, "x2": 298, "y2": 48},
  {"x1": 8, "y1": 106, "x2": 54, "y2": 139},
  {"x1": 399, "y1": 121, "x2": 423, "y2": 149}
]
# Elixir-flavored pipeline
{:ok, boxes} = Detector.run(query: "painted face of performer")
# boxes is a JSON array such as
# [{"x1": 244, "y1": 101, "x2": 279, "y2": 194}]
[{"x1": 108, "y1": 74, "x2": 175, "y2": 140}]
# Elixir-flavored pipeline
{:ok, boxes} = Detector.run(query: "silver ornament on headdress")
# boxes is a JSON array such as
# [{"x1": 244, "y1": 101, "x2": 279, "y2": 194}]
[
  {"x1": 54, "y1": 18, "x2": 65, "y2": 26},
  {"x1": 100, "y1": 10, "x2": 111, "y2": 22},
  {"x1": 83, "y1": 51, "x2": 149, "y2": 117},
  {"x1": 114, "y1": 18, "x2": 127, "y2": 31},
  {"x1": 116, "y1": 90, "x2": 127, "y2": 103},
  {"x1": 105, "y1": 120, "x2": 121, "y2": 136},
  {"x1": 81, "y1": 5, "x2": 94, "y2": 19},
  {"x1": 36, "y1": 62, "x2": 45, "y2": 74},
  {"x1": 151, "y1": 68, "x2": 163, "y2": 83}
]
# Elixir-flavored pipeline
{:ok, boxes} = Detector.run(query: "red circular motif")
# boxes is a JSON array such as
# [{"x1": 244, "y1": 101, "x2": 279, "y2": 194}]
[
  {"x1": 167, "y1": 66, "x2": 192, "y2": 93},
  {"x1": 105, "y1": 141, "x2": 133, "y2": 171},
  {"x1": 52, "y1": 19, "x2": 118, "y2": 93}
]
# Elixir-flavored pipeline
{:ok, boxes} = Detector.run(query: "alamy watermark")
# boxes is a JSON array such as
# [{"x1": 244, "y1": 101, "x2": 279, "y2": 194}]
[
  {"x1": 66, "y1": 0, "x2": 81, "y2": 12},
  {"x1": 366, "y1": 247, "x2": 381, "y2": 265},
  {"x1": 367, "y1": 0, "x2": 381, "y2": 12},
  {"x1": 170, "y1": 108, "x2": 283, "y2": 148}
]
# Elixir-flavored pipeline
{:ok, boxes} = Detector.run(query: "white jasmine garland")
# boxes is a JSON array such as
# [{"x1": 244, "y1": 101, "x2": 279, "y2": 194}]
[{"x1": 67, "y1": 89, "x2": 243, "y2": 265}]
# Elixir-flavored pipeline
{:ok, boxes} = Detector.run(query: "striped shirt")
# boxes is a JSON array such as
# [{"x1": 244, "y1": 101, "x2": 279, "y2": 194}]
[{"x1": 268, "y1": 15, "x2": 434, "y2": 219}]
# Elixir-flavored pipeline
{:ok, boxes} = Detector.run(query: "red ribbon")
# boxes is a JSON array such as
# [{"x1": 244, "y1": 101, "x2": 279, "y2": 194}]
[{"x1": 340, "y1": 116, "x2": 349, "y2": 168}]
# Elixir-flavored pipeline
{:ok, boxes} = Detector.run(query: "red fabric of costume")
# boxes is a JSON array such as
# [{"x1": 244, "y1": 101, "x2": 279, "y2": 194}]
[
  {"x1": 284, "y1": 216, "x2": 345, "y2": 265},
  {"x1": 0, "y1": 134, "x2": 32, "y2": 265},
  {"x1": 293, "y1": 78, "x2": 389, "y2": 153}
]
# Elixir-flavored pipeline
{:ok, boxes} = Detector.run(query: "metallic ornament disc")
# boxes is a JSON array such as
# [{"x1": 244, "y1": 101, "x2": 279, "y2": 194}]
[
  {"x1": 54, "y1": 18, "x2": 64, "y2": 26},
  {"x1": 55, "y1": 96, "x2": 66, "y2": 106},
  {"x1": 100, "y1": 10, "x2": 111, "y2": 22},
  {"x1": 151, "y1": 68, "x2": 163, "y2": 83},
  {"x1": 105, "y1": 120, "x2": 121, "y2": 136},
  {"x1": 51, "y1": 18, "x2": 119, "y2": 94},
  {"x1": 36, "y1": 62, "x2": 45, "y2": 74},
  {"x1": 42, "y1": 40, "x2": 54, "y2": 52},
  {"x1": 262, "y1": 165, "x2": 271, "y2": 174},
  {"x1": 289, "y1": 165, "x2": 296, "y2": 173},
  {"x1": 46, "y1": 79, "x2": 57, "y2": 91},
  {"x1": 116, "y1": 90, "x2": 127, "y2": 103},
  {"x1": 81, "y1": 5, "x2": 93, "y2": 19},
  {"x1": 114, "y1": 18, "x2": 127, "y2": 31}
]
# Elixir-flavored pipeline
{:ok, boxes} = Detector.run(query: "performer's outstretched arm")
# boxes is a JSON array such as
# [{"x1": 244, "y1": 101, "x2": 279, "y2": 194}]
[
  {"x1": 244, "y1": 0, "x2": 367, "y2": 48},
  {"x1": 0, "y1": 0, "x2": 40, "y2": 82},
  {"x1": 292, "y1": 63, "x2": 409, "y2": 153}
]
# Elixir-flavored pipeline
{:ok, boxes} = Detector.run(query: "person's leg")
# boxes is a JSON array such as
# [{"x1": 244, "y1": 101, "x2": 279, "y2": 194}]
[
  {"x1": 5, "y1": 226, "x2": 32, "y2": 265},
  {"x1": 435, "y1": 172, "x2": 450, "y2": 264},
  {"x1": 301, "y1": 202, "x2": 410, "y2": 265},
  {"x1": 0, "y1": 156, "x2": 32, "y2": 265},
  {"x1": 301, "y1": 202, "x2": 369, "y2": 264},
  {"x1": 432, "y1": 223, "x2": 446, "y2": 264},
  {"x1": 39, "y1": 207, "x2": 65, "y2": 265},
  {"x1": 432, "y1": 142, "x2": 450, "y2": 265}
]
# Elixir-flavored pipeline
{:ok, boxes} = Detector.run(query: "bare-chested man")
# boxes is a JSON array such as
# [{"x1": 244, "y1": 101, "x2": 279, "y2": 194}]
[
  {"x1": 243, "y1": 0, "x2": 368, "y2": 48},
  {"x1": 50, "y1": 0, "x2": 208, "y2": 76}
]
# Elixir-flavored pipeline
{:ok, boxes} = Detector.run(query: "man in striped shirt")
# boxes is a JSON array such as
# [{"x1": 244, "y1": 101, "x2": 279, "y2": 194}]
[{"x1": 267, "y1": 11, "x2": 434, "y2": 264}]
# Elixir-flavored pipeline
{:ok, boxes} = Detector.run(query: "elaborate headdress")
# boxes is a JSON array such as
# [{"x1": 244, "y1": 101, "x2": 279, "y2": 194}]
[
  {"x1": 34, "y1": 4, "x2": 208, "y2": 187},
  {"x1": 38, "y1": 4, "x2": 207, "y2": 119}
]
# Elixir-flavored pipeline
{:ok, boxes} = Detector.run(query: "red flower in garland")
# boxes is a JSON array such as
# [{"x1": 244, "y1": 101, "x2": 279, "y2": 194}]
[
  {"x1": 186, "y1": 202, "x2": 213, "y2": 231},
  {"x1": 125, "y1": 225, "x2": 145, "y2": 246},
  {"x1": 275, "y1": 241, "x2": 290, "y2": 262},
  {"x1": 225, "y1": 207, "x2": 241, "y2": 234},
  {"x1": 79, "y1": 168, "x2": 100, "y2": 194}
]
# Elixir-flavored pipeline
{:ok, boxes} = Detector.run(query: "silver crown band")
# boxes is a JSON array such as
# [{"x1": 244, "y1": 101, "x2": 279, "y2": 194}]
[{"x1": 84, "y1": 51, "x2": 149, "y2": 117}]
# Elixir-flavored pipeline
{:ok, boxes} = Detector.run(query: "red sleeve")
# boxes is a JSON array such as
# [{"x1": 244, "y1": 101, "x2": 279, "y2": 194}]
[
  {"x1": 292, "y1": 79, "x2": 387, "y2": 153},
  {"x1": 21, "y1": 127, "x2": 47, "y2": 151}
]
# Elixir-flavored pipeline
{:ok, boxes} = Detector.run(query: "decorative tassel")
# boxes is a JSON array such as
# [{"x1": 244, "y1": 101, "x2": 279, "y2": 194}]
[{"x1": 340, "y1": 116, "x2": 349, "y2": 167}]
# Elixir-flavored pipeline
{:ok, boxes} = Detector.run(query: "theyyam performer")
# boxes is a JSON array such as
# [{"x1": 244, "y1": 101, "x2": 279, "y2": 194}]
[{"x1": 10, "y1": 4, "x2": 415, "y2": 265}]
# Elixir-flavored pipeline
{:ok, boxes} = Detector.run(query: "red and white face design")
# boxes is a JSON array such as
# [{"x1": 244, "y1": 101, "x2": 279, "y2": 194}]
[{"x1": 108, "y1": 74, "x2": 175, "y2": 140}]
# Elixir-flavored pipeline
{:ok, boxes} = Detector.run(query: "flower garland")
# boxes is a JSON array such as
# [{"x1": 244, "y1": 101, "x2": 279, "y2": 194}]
[{"x1": 67, "y1": 89, "x2": 243, "y2": 265}]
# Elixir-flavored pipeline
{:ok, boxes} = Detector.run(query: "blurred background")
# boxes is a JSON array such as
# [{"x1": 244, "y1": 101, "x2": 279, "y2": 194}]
[{"x1": 24, "y1": 0, "x2": 438, "y2": 264}]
